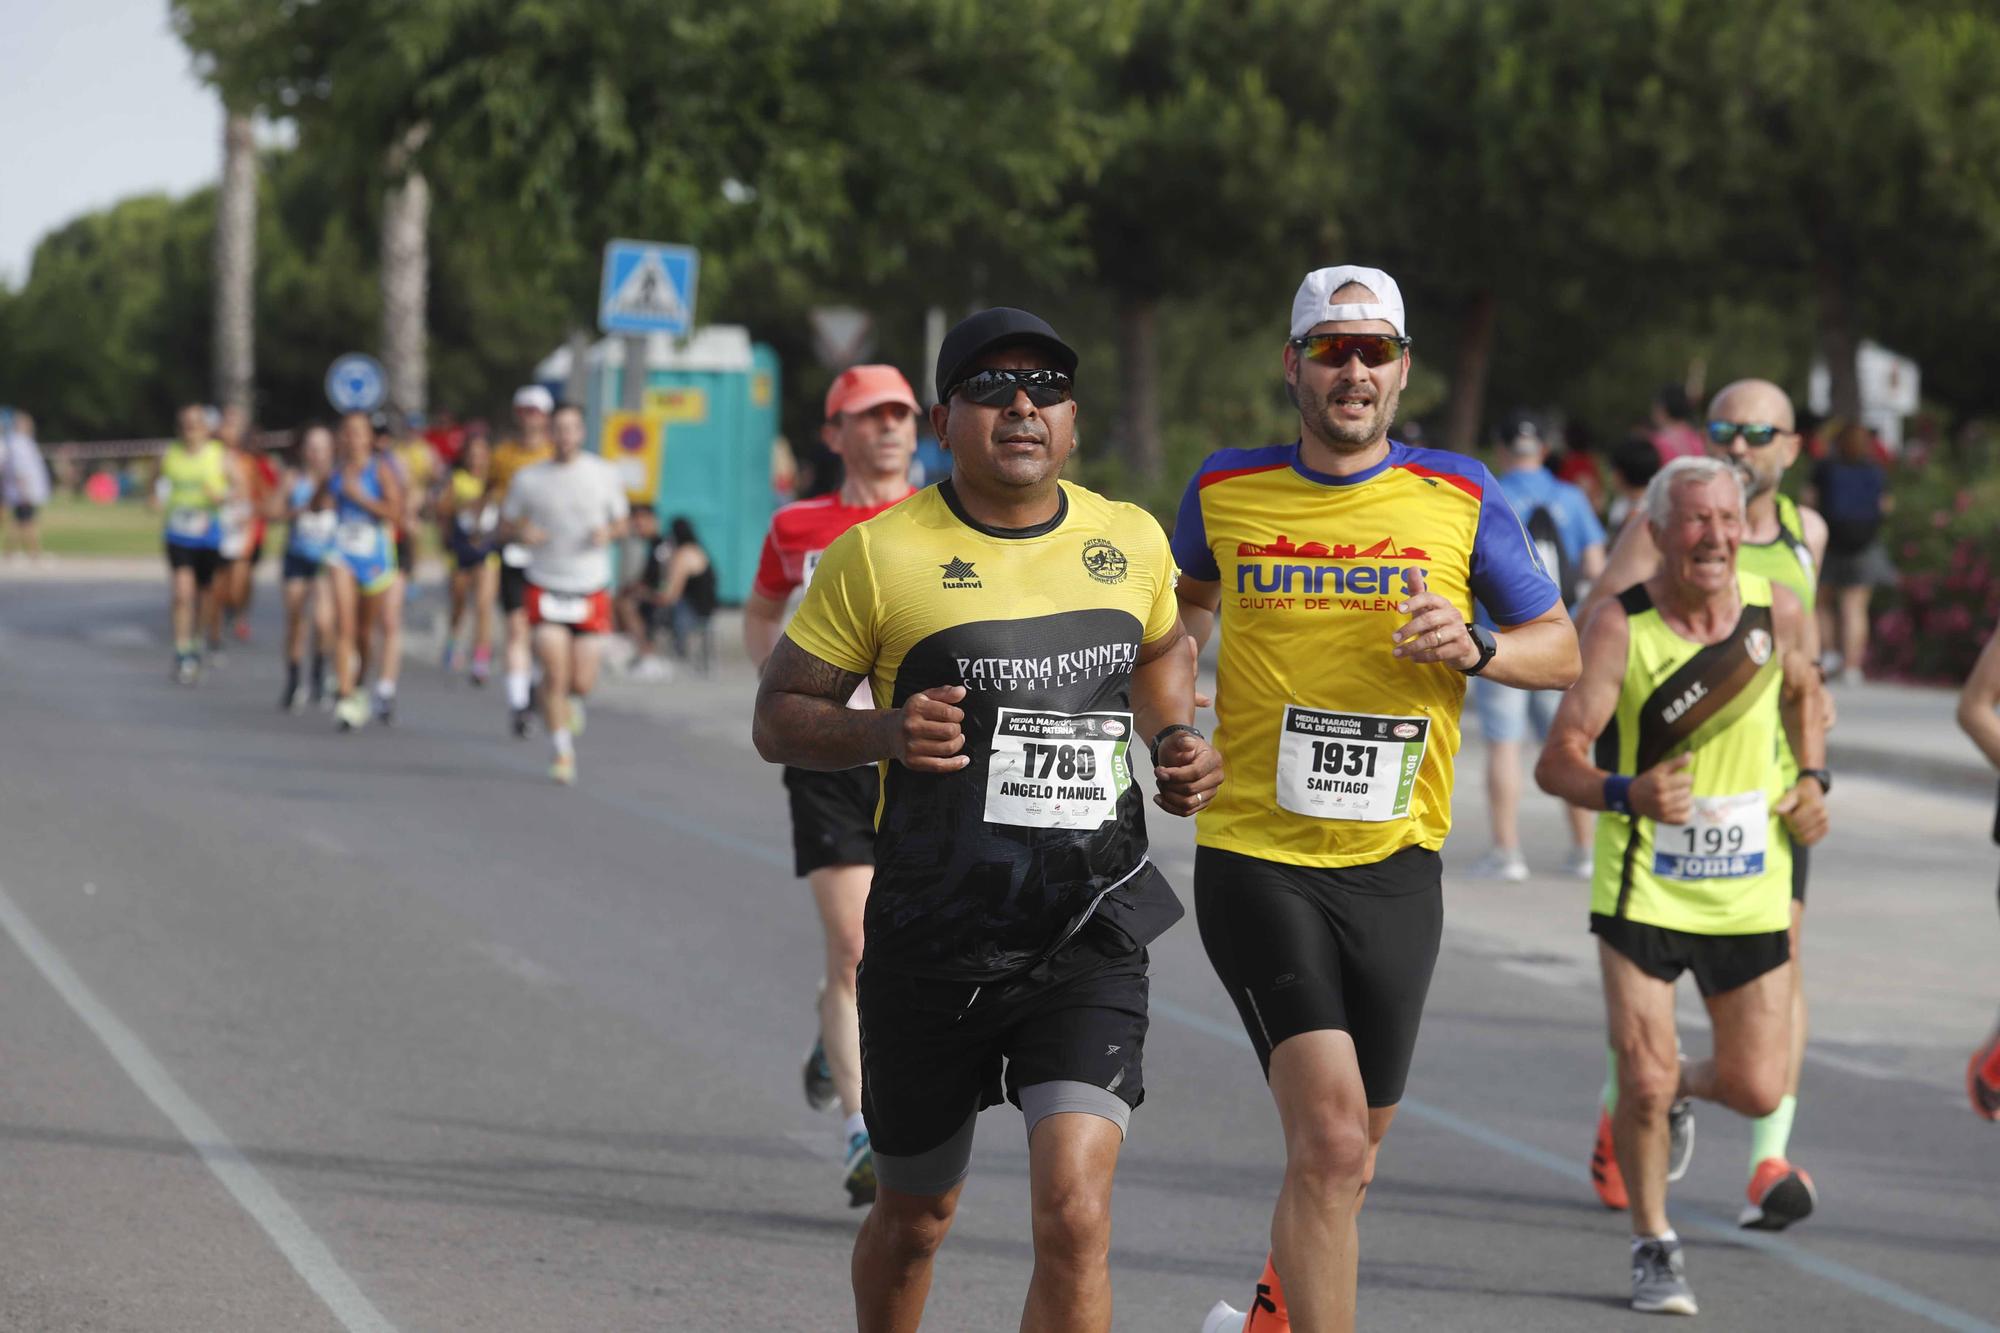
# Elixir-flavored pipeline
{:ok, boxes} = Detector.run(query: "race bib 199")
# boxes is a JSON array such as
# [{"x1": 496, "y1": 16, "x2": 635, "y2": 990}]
[
  {"x1": 983, "y1": 708, "x2": 1133, "y2": 831},
  {"x1": 1652, "y1": 791, "x2": 1768, "y2": 880},
  {"x1": 1275, "y1": 706, "x2": 1429, "y2": 823},
  {"x1": 537, "y1": 591, "x2": 589, "y2": 624}
]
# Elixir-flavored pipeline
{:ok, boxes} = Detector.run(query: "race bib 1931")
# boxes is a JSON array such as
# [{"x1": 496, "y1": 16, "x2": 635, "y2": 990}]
[
  {"x1": 1275, "y1": 706, "x2": 1429, "y2": 823},
  {"x1": 983, "y1": 708, "x2": 1133, "y2": 831},
  {"x1": 1652, "y1": 791, "x2": 1768, "y2": 880}
]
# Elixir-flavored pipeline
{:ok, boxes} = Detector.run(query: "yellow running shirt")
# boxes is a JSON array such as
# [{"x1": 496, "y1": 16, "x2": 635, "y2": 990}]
[
  {"x1": 1173, "y1": 441, "x2": 1560, "y2": 868},
  {"x1": 1590, "y1": 571, "x2": 1792, "y2": 935},
  {"x1": 160, "y1": 440, "x2": 231, "y2": 549},
  {"x1": 1738, "y1": 492, "x2": 1816, "y2": 613},
  {"x1": 785, "y1": 479, "x2": 1182, "y2": 979}
]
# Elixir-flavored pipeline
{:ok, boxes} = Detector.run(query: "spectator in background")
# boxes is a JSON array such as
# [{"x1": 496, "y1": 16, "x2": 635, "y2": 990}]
[
  {"x1": 1469, "y1": 414, "x2": 1608, "y2": 880},
  {"x1": 1806, "y1": 421, "x2": 1896, "y2": 684},
  {"x1": 616, "y1": 505, "x2": 673, "y2": 679},
  {"x1": 1649, "y1": 383, "x2": 1705, "y2": 462},
  {"x1": 1553, "y1": 418, "x2": 1606, "y2": 515},
  {"x1": 2, "y1": 411, "x2": 52, "y2": 563},
  {"x1": 1605, "y1": 432, "x2": 1663, "y2": 530},
  {"x1": 655, "y1": 516, "x2": 717, "y2": 663}
]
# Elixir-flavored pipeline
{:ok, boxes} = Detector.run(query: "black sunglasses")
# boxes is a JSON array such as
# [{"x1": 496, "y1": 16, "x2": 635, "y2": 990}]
[
  {"x1": 1705, "y1": 420, "x2": 1785, "y2": 447},
  {"x1": 948, "y1": 368, "x2": 1074, "y2": 408},
  {"x1": 1290, "y1": 332, "x2": 1411, "y2": 368}
]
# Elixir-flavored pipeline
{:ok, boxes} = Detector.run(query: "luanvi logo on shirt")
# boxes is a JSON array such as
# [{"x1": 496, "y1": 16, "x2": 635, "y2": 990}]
[{"x1": 939, "y1": 556, "x2": 982, "y2": 589}]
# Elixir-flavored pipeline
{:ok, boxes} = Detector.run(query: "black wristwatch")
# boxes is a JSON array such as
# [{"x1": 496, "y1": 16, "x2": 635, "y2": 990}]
[
  {"x1": 1149, "y1": 723, "x2": 1206, "y2": 766},
  {"x1": 1458, "y1": 623, "x2": 1498, "y2": 677},
  {"x1": 1799, "y1": 767, "x2": 1832, "y2": 795}
]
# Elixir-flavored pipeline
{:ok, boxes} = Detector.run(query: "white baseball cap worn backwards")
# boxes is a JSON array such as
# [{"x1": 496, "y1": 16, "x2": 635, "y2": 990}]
[{"x1": 1289, "y1": 265, "x2": 1408, "y2": 340}]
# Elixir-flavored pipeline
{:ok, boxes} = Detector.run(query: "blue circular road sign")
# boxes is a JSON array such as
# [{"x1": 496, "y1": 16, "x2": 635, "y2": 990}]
[{"x1": 325, "y1": 354, "x2": 387, "y2": 413}]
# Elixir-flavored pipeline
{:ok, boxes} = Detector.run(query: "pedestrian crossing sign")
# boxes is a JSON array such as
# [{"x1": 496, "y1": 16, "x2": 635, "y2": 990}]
[{"x1": 598, "y1": 240, "x2": 699, "y2": 337}]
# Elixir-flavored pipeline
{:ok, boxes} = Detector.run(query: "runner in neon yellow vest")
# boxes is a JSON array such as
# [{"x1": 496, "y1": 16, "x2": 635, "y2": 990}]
[
  {"x1": 1574, "y1": 379, "x2": 1832, "y2": 1228},
  {"x1": 1539, "y1": 457, "x2": 1828, "y2": 1315}
]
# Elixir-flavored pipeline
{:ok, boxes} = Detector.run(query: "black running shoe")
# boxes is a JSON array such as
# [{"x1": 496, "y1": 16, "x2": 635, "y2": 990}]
[{"x1": 804, "y1": 1036, "x2": 837, "y2": 1113}]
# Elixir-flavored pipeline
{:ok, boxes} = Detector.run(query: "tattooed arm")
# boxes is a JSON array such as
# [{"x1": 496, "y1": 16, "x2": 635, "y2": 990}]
[{"x1": 752, "y1": 636, "x2": 970, "y2": 773}]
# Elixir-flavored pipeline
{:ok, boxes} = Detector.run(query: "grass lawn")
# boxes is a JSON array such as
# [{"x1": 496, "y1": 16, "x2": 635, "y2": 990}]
[
  {"x1": 34, "y1": 495, "x2": 163, "y2": 558},
  {"x1": 29, "y1": 494, "x2": 447, "y2": 563}
]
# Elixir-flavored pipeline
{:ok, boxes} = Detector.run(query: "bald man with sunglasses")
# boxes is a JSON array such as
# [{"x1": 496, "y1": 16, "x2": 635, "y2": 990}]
[
  {"x1": 1176, "y1": 266, "x2": 1579, "y2": 1333},
  {"x1": 1575, "y1": 379, "x2": 1833, "y2": 1234}
]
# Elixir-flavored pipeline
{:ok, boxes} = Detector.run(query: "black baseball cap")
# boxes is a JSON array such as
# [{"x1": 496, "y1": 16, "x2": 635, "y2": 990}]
[{"x1": 934, "y1": 307, "x2": 1078, "y2": 404}]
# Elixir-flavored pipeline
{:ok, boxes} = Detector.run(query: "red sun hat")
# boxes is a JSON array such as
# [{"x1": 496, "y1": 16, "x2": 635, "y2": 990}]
[{"x1": 824, "y1": 365, "x2": 920, "y2": 422}]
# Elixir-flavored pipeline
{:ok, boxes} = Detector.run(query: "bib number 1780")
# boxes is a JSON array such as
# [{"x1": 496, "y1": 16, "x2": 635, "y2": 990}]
[{"x1": 1020, "y1": 742, "x2": 1098, "y2": 782}]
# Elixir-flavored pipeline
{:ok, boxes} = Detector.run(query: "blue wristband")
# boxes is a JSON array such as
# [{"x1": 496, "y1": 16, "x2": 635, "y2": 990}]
[{"x1": 1603, "y1": 775, "x2": 1634, "y2": 816}]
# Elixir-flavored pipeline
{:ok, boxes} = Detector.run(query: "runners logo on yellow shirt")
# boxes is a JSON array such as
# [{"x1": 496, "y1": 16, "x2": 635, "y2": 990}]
[{"x1": 1234, "y1": 533, "x2": 1428, "y2": 610}]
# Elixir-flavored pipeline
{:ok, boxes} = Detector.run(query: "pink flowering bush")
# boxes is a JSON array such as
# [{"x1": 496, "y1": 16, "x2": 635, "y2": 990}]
[{"x1": 1868, "y1": 471, "x2": 2000, "y2": 682}]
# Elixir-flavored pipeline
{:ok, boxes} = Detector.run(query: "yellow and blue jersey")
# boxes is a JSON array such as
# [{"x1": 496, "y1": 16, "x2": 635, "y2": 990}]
[{"x1": 1172, "y1": 440, "x2": 1559, "y2": 868}]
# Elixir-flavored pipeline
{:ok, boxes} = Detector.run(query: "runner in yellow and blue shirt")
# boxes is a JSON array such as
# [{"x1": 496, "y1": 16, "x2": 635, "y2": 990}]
[{"x1": 1177, "y1": 266, "x2": 1579, "y2": 1333}]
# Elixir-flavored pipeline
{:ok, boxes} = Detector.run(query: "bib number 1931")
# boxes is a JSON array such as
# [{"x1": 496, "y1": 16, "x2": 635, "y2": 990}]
[{"x1": 1275, "y1": 706, "x2": 1429, "y2": 823}]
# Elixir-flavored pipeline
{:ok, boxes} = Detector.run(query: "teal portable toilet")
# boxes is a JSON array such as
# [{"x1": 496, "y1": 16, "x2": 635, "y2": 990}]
[{"x1": 583, "y1": 328, "x2": 781, "y2": 604}]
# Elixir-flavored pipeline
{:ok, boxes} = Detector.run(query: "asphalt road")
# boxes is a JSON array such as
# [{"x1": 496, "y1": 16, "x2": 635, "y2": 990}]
[{"x1": 1, "y1": 576, "x2": 1995, "y2": 1332}]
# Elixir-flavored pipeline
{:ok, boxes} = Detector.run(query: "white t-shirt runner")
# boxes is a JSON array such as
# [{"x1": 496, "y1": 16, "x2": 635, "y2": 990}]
[{"x1": 501, "y1": 453, "x2": 630, "y2": 595}]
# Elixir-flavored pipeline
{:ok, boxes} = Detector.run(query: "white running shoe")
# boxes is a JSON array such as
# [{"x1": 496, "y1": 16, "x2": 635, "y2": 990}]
[
  {"x1": 1467, "y1": 848, "x2": 1529, "y2": 882},
  {"x1": 1201, "y1": 1299, "x2": 1246, "y2": 1333},
  {"x1": 568, "y1": 696, "x2": 587, "y2": 737}
]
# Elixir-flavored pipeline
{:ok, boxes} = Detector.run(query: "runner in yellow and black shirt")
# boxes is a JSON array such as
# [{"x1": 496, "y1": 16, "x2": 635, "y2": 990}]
[
  {"x1": 1538, "y1": 456, "x2": 1828, "y2": 1315},
  {"x1": 755, "y1": 308, "x2": 1219, "y2": 1333},
  {"x1": 1177, "y1": 267, "x2": 1579, "y2": 1333}
]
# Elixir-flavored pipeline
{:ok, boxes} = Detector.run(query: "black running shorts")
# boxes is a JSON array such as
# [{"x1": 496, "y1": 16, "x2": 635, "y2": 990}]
[
  {"x1": 499, "y1": 562, "x2": 529, "y2": 613},
  {"x1": 1590, "y1": 913, "x2": 1790, "y2": 997},
  {"x1": 1195, "y1": 844, "x2": 1443, "y2": 1107},
  {"x1": 858, "y1": 919, "x2": 1149, "y2": 1181},
  {"x1": 165, "y1": 542, "x2": 222, "y2": 589},
  {"x1": 783, "y1": 764, "x2": 878, "y2": 877}
]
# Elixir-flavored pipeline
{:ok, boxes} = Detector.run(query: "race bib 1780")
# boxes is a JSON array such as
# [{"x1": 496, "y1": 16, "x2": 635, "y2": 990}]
[
  {"x1": 1274, "y1": 706, "x2": 1430, "y2": 823},
  {"x1": 1652, "y1": 791, "x2": 1769, "y2": 880},
  {"x1": 983, "y1": 708, "x2": 1133, "y2": 831}
]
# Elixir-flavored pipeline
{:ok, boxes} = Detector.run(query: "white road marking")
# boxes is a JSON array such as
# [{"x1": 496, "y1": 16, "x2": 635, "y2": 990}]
[
  {"x1": 298, "y1": 829, "x2": 348, "y2": 857},
  {"x1": 466, "y1": 939, "x2": 564, "y2": 989},
  {"x1": 1150, "y1": 996, "x2": 2000, "y2": 1333},
  {"x1": 0, "y1": 879, "x2": 399, "y2": 1333}
]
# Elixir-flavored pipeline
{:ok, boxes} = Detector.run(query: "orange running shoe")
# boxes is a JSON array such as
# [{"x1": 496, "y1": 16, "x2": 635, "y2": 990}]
[
  {"x1": 1242, "y1": 1253, "x2": 1289, "y2": 1331},
  {"x1": 1591, "y1": 1108, "x2": 1628, "y2": 1210},
  {"x1": 1739, "y1": 1157, "x2": 1816, "y2": 1230},
  {"x1": 1969, "y1": 1025, "x2": 2000, "y2": 1121}
]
